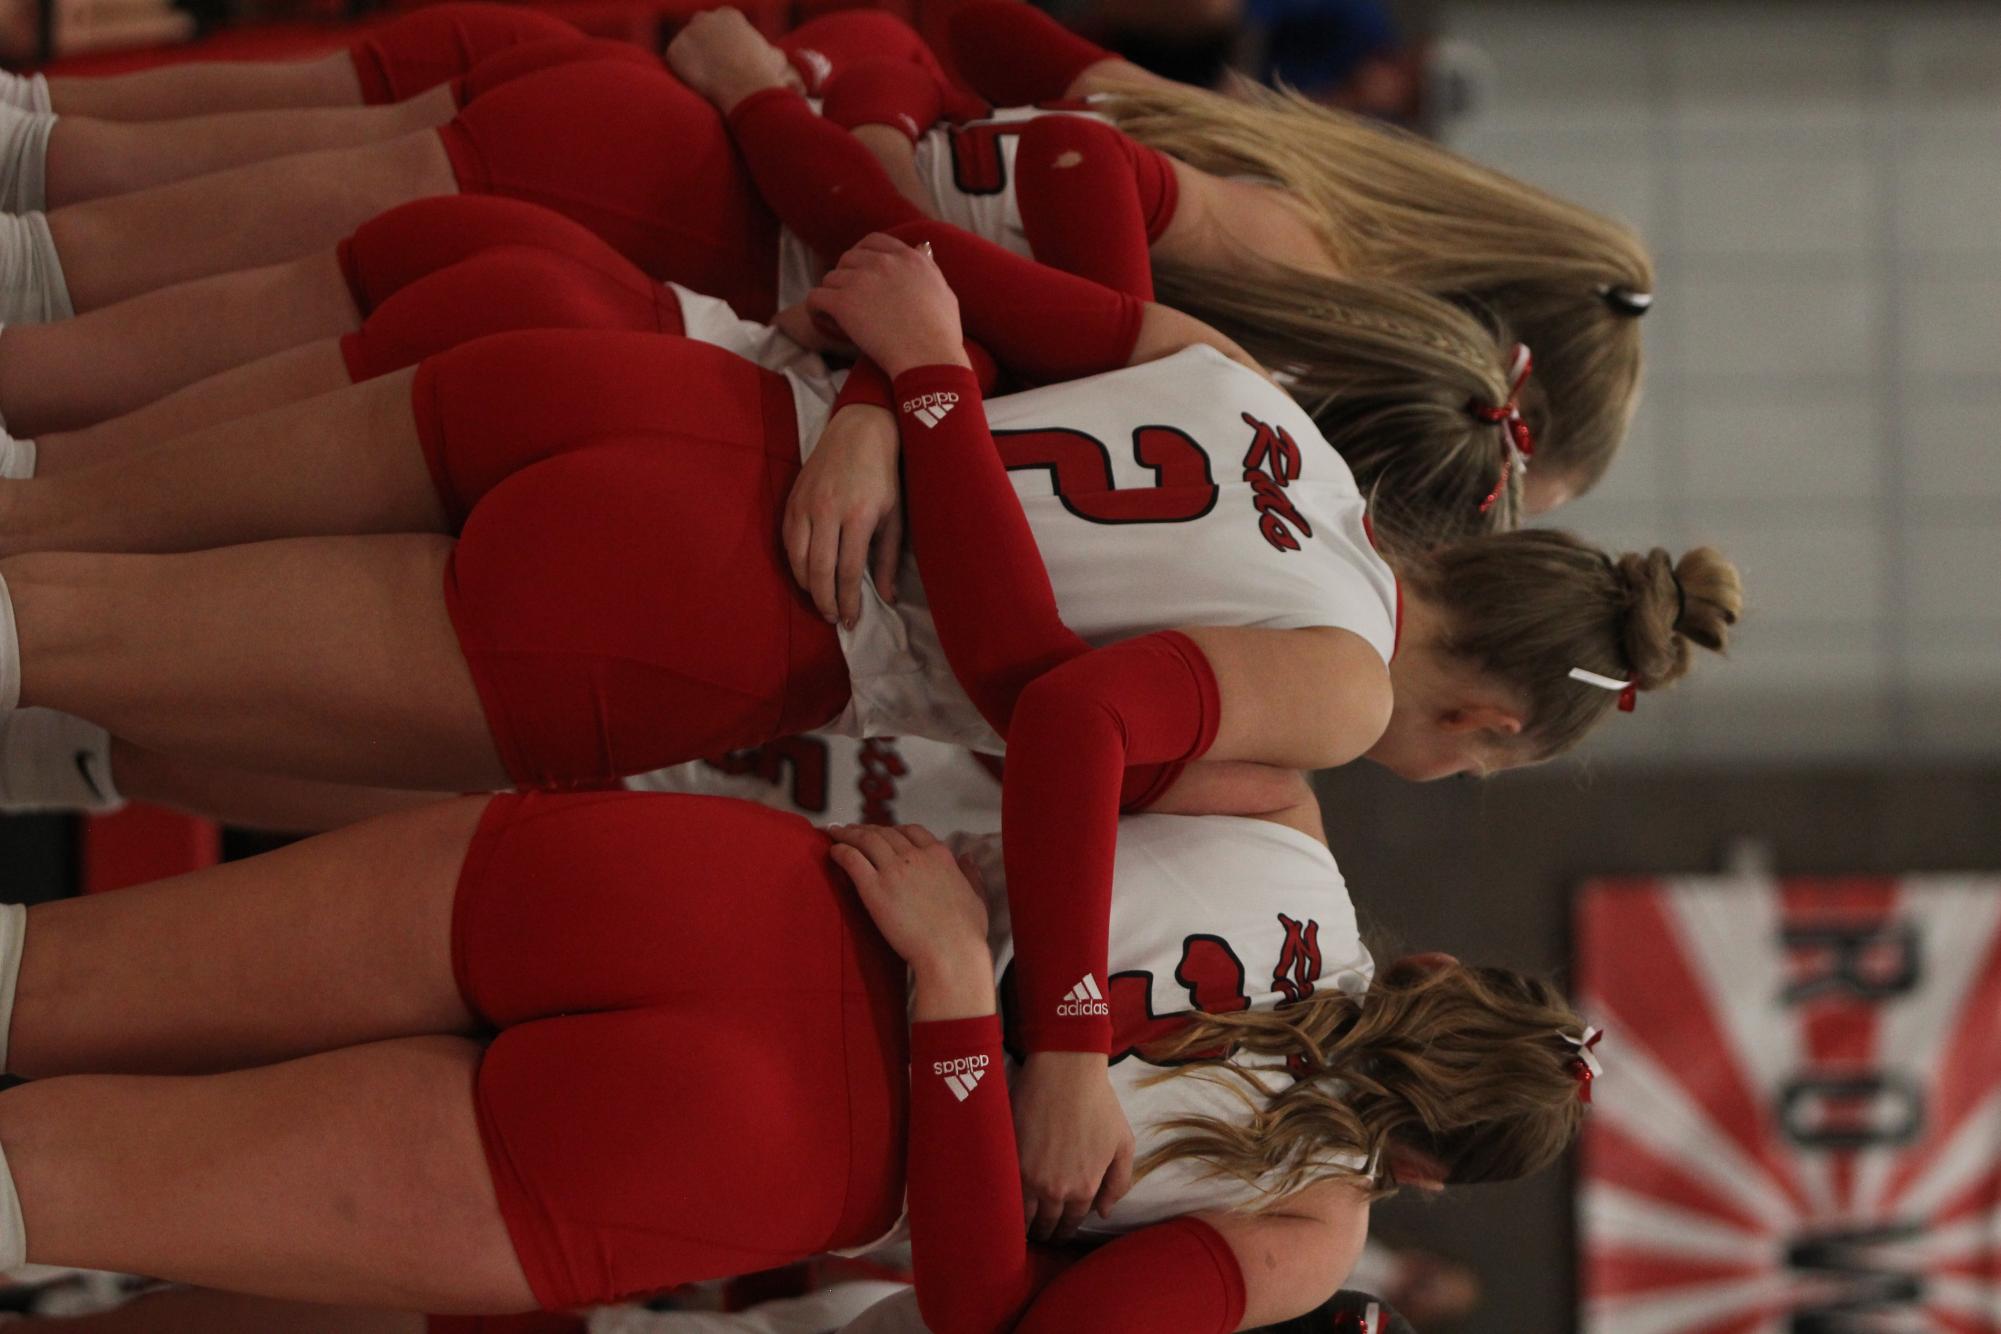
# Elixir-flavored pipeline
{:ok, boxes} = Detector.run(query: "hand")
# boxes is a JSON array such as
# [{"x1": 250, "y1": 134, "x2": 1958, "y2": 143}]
[
  {"x1": 666, "y1": 8, "x2": 798, "y2": 114},
  {"x1": 1012, "y1": 1052, "x2": 1136, "y2": 1241},
  {"x1": 827, "y1": 823, "x2": 990, "y2": 978},
  {"x1": 770, "y1": 301, "x2": 852, "y2": 355},
  {"x1": 808, "y1": 234, "x2": 971, "y2": 379},
  {"x1": 785, "y1": 404, "x2": 902, "y2": 627}
]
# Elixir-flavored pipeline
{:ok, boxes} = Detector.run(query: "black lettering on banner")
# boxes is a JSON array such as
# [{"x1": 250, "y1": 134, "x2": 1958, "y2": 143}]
[
  {"x1": 1778, "y1": 1075, "x2": 1925, "y2": 1150},
  {"x1": 1784, "y1": 1221, "x2": 1926, "y2": 1332},
  {"x1": 1781, "y1": 922, "x2": 1923, "y2": 1003}
]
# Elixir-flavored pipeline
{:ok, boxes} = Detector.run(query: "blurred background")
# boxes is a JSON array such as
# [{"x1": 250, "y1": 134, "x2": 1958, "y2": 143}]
[{"x1": 3, "y1": 0, "x2": 1997, "y2": 1330}]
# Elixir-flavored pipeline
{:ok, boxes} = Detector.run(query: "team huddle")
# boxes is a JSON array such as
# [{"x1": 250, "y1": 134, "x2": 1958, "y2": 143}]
[{"x1": 0, "y1": 4, "x2": 1744, "y2": 1331}]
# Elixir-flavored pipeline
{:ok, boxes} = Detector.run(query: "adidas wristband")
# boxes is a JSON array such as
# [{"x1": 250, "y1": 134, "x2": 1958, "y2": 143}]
[
  {"x1": 910, "y1": 1014, "x2": 1004, "y2": 1091},
  {"x1": 892, "y1": 364, "x2": 982, "y2": 431}
]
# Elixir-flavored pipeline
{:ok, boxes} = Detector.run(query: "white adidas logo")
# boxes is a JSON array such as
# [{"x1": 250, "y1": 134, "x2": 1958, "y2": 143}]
[
  {"x1": 903, "y1": 390, "x2": 959, "y2": 428},
  {"x1": 934, "y1": 1053, "x2": 990, "y2": 1102},
  {"x1": 1056, "y1": 973, "x2": 1109, "y2": 1018}
]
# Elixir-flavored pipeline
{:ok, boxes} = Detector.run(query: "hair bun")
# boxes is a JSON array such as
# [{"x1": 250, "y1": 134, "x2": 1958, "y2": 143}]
[{"x1": 1616, "y1": 547, "x2": 1742, "y2": 690}]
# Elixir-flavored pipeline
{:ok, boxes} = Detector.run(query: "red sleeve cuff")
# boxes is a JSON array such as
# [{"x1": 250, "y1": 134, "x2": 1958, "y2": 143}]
[
  {"x1": 727, "y1": 84, "x2": 810, "y2": 137},
  {"x1": 911, "y1": 1014, "x2": 1004, "y2": 1064},
  {"x1": 891, "y1": 363, "x2": 985, "y2": 425}
]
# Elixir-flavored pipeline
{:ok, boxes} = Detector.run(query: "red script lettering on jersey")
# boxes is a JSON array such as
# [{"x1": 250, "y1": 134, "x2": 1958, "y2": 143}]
[{"x1": 1241, "y1": 412, "x2": 1313, "y2": 553}]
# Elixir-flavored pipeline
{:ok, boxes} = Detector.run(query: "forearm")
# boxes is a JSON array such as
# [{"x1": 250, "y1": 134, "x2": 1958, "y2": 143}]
[
  {"x1": 906, "y1": 1013, "x2": 1042, "y2": 1334},
  {"x1": 728, "y1": 88, "x2": 928, "y2": 263},
  {"x1": 885, "y1": 221, "x2": 1143, "y2": 384},
  {"x1": 1001, "y1": 636, "x2": 1220, "y2": 1054},
  {"x1": 890, "y1": 364, "x2": 1088, "y2": 734}
]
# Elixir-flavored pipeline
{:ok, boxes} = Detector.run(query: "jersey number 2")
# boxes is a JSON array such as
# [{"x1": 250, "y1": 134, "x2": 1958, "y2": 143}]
[{"x1": 996, "y1": 426, "x2": 1218, "y2": 525}]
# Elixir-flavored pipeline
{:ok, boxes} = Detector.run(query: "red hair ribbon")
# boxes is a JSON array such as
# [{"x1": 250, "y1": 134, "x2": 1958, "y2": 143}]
[
  {"x1": 1472, "y1": 344, "x2": 1535, "y2": 514},
  {"x1": 1565, "y1": 1026, "x2": 1605, "y2": 1103}
]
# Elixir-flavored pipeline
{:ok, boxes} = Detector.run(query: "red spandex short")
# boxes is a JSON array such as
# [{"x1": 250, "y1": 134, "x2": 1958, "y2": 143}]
[
  {"x1": 341, "y1": 243, "x2": 682, "y2": 382},
  {"x1": 438, "y1": 59, "x2": 780, "y2": 317},
  {"x1": 337, "y1": 195, "x2": 642, "y2": 316},
  {"x1": 411, "y1": 329, "x2": 848, "y2": 788},
  {"x1": 348, "y1": 3, "x2": 581, "y2": 105},
  {"x1": 454, "y1": 792, "x2": 909, "y2": 1309}
]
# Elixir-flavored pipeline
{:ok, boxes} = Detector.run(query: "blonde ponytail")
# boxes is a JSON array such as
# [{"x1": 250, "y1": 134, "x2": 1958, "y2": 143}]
[{"x1": 1105, "y1": 80, "x2": 1654, "y2": 495}]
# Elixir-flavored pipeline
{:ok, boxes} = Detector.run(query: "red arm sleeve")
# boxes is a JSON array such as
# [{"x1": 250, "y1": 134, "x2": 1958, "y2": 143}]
[
  {"x1": 947, "y1": 1, "x2": 1113, "y2": 107},
  {"x1": 728, "y1": 87, "x2": 929, "y2": 265},
  {"x1": 890, "y1": 364, "x2": 1221, "y2": 1052},
  {"x1": 906, "y1": 1021, "x2": 1241, "y2": 1334},
  {"x1": 905, "y1": 1016, "x2": 1041, "y2": 1333},
  {"x1": 1011, "y1": 1218, "x2": 1247, "y2": 1334},
  {"x1": 883, "y1": 220, "x2": 1142, "y2": 384},
  {"x1": 822, "y1": 59, "x2": 947, "y2": 143},
  {"x1": 1014, "y1": 116, "x2": 1177, "y2": 301}
]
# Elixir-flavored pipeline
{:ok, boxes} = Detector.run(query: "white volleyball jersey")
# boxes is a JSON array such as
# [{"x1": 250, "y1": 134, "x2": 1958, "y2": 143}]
[
  {"x1": 979, "y1": 814, "x2": 1374, "y2": 1235},
  {"x1": 625, "y1": 734, "x2": 1001, "y2": 834},
  {"x1": 831, "y1": 345, "x2": 1402, "y2": 749},
  {"x1": 834, "y1": 813, "x2": 1370, "y2": 1262},
  {"x1": 774, "y1": 102, "x2": 1104, "y2": 309}
]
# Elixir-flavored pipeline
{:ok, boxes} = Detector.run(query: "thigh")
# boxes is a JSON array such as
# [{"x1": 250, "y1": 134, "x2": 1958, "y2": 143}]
[
  {"x1": 349, "y1": 3, "x2": 581, "y2": 106},
  {"x1": 443, "y1": 444, "x2": 847, "y2": 787},
  {"x1": 441, "y1": 61, "x2": 778, "y2": 316},
  {"x1": 3, "y1": 1036, "x2": 534, "y2": 1312},
  {"x1": 338, "y1": 194, "x2": 640, "y2": 315},
  {"x1": 343, "y1": 246, "x2": 680, "y2": 382},
  {"x1": 475, "y1": 998, "x2": 907, "y2": 1308},
  {"x1": 412, "y1": 329, "x2": 788, "y2": 518}
]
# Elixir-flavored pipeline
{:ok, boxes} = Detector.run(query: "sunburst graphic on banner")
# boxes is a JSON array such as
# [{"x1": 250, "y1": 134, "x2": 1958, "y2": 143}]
[{"x1": 1575, "y1": 876, "x2": 2001, "y2": 1334}]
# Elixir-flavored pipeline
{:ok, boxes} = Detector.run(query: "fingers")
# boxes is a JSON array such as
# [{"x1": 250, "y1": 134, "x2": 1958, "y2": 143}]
[
  {"x1": 899, "y1": 824, "x2": 939, "y2": 849},
  {"x1": 782, "y1": 495, "x2": 812, "y2": 592},
  {"x1": 1053, "y1": 1196, "x2": 1091, "y2": 1243},
  {"x1": 871, "y1": 503, "x2": 902, "y2": 604},
  {"x1": 826, "y1": 822, "x2": 915, "y2": 866},
  {"x1": 806, "y1": 510, "x2": 840, "y2": 622},
  {"x1": 956, "y1": 852, "x2": 988, "y2": 894},
  {"x1": 1092, "y1": 1140, "x2": 1136, "y2": 1219},
  {"x1": 1024, "y1": 1192, "x2": 1062, "y2": 1244},
  {"x1": 836, "y1": 512, "x2": 870, "y2": 629},
  {"x1": 827, "y1": 843, "x2": 878, "y2": 895}
]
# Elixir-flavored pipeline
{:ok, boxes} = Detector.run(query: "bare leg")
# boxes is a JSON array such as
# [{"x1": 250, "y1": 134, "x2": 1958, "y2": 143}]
[
  {"x1": 49, "y1": 131, "x2": 458, "y2": 313},
  {"x1": 1, "y1": 368, "x2": 441, "y2": 551},
  {"x1": 6, "y1": 1289, "x2": 423, "y2": 1334},
  {"x1": 8, "y1": 537, "x2": 509, "y2": 790},
  {"x1": 2, "y1": 1038, "x2": 538, "y2": 1310},
  {"x1": 0, "y1": 252, "x2": 360, "y2": 436},
  {"x1": 3, "y1": 367, "x2": 438, "y2": 548},
  {"x1": 47, "y1": 52, "x2": 367, "y2": 121},
  {"x1": 12, "y1": 795, "x2": 483, "y2": 1076},
  {"x1": 110, "y1": 737, "x2": 451, "y2": 834},
  {"x1": 35, "y1": 340, "x2": 355, "y2": 478},
  {"x1": 45, "y1": 88, "x2": 458, "y2": 208}
]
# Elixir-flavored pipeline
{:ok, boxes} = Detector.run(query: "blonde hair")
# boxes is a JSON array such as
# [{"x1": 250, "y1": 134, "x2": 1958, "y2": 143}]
[
  {"x1": 1411, "y1": 532, "x2": 1745, "y2": 759},
  {"x1": 1137, "y1": 958, "x2": 1588, "y2": 1200},
  {"x1": 1105, "y1": 81, "x2": 1654, "y2": 494}
]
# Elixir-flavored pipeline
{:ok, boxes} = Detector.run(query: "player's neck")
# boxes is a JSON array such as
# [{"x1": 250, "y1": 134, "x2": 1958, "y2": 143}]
[{"x1": 1158, "y1": 170, "x2": 1339, "y2": 277}]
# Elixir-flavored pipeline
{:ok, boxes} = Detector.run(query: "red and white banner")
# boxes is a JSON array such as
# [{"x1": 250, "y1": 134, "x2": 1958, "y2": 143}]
[{"x1": 1575, "y1": 876, "x2": 2001, "y2": 1333}]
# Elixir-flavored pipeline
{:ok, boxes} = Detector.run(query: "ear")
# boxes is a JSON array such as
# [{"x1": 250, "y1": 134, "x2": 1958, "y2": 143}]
[{"x1": 1439, "y1": 703, "x2": 1524, "y2": 737}]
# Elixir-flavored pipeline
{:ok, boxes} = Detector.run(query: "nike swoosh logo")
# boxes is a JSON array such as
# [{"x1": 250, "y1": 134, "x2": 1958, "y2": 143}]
[{"x1": 74, "y1": 751, "x2": 105, "y2": 802}]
